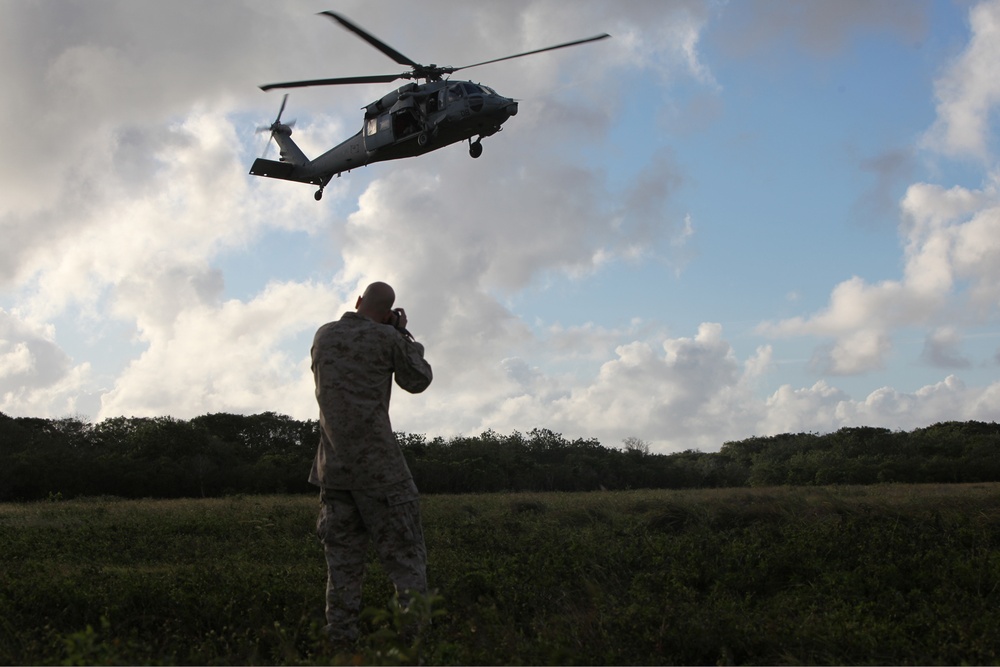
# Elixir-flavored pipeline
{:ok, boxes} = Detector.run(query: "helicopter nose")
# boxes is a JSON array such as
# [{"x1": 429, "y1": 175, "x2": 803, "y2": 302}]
[{"x1": 507, "y1": 101, "x2": 518, "y2": 116}]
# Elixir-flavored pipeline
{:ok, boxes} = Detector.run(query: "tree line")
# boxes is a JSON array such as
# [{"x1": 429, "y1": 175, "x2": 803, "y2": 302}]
[{"x1": 1, "y1": 411, "x2": 999, "y2": 501}]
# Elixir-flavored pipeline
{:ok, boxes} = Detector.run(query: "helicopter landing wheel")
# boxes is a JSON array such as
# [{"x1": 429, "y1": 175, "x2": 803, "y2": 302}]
[
  {"x1": 314, "y1": 188, "x2": 324, "y2": 201},
  {"x1": 417, "y1": 132, "x2": 429, "y2": 147},
  {"x1": 469, "y1": 140, "x2": 483, "y2": 159}
]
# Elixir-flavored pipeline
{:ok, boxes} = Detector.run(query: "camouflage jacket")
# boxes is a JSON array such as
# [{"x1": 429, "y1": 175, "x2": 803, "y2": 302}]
[{"x1": 308, "y1": 312, "x2": 433, "y2": 490}]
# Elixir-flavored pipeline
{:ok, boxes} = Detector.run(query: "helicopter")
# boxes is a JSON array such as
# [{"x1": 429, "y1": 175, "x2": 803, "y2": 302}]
[{"x1": 249, "y1": 11, "x2": 609, "y2": 201}]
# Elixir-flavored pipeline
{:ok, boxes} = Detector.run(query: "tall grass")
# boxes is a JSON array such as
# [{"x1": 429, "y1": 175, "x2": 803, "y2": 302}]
[{"x1": 1, "y1": 484, "x2": 999, "y2": 664}]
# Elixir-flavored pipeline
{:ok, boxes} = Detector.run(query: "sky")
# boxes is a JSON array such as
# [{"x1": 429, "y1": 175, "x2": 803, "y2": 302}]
[{"x1": 2, "y1": 0, "x2": 1000, "y2": 453}]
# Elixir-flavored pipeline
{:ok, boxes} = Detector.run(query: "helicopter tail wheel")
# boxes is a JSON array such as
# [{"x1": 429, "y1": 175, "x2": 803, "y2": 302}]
[
  {"x1": 314, "y1": 188, "x2": 324, "y2": 201},
  {"x1": 469, "y1": 140, "x2": 483, "y2": 159}
]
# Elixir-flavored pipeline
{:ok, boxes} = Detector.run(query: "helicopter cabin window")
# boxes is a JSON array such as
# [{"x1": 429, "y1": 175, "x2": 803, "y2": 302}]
[{"x1": 363, "y1": 112, "x2": 394, "y2": 150}]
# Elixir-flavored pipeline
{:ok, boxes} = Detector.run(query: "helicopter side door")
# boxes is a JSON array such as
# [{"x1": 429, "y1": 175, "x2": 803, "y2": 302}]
[
  {"x1": 390, "y1": 98, "x2": 421, "y2": 141},
  {"x1": 364, "y1": 113, "x2": 394, "y2": 151},
  {"x1": 444, "y1": 83, "x2": 466, "y2": 118}
]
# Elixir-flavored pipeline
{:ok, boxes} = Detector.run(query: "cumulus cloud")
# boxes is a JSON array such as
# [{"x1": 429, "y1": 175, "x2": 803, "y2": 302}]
[
  {"x1": 852, "y1": 375, "x2": 1000, "y2": 427},
  {"x1": 923, "y1": 0, "x2": 1000, "y2": 160},
  {"x1": 437, "y1": 323, "x2": 772, "y2": 453},
  {"x1": 921, "y1": 327, "x2": 972, "y2": 369},
  {"x1": 759, "y1": 176, "x2": 1000, "y2": 376},
  {"x1": 0, "y1": 309, "x2": 91, "y2": 416},
  {"x1": 759, "y1": 374, "x2": 1000, "y2": 440},
  {"x1": 407, "y1": 317, "x2": 1000, "y2": 453},
  {"x1": 808, "y1": 330, "x2": 892, "y2": 376},
  {"x1": 98, "y1": 280, "x2": 339, "y2": 420}
]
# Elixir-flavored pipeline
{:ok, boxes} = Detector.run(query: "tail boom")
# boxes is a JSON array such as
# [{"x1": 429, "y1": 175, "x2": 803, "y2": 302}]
[{"x1": 249, "y1": 131, "x2": 370, "y2": 186}]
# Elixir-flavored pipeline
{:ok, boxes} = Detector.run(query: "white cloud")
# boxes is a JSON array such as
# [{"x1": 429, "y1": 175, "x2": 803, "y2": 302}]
[
  {"x1": 923, "y1": 0, "x2": 1000, "y2": 160},
  {"x1": 811, "y1": 329, "x2": 892, "y2": 376},
  {"x1": 759, "y1": 176, "x2": 1000, "y2": 376},
  {"x1": 851, "y1": 375, "x2": 1000, "y2": 427},
  {"x1": 401, "y1": 318, "x2": 1000, "y2": 453},
  {"x1": 459, "y1": 323, "x2": 768, "y2": 452},
  {"x1": 921, "y1": 327, "x2": 972, "y2": 369},
  {"x1": 762, "y1": 380, "x2": 852, "y2": 435},
  {"x1": 759, "y1": 373, "x2": 1000, "y2": 440},
  {"x1": 0, "y1": 309, "x2": 91, "y2": 416},
  {"x1": 98, "y1": 280, "x2": 339, "y2": 420}
]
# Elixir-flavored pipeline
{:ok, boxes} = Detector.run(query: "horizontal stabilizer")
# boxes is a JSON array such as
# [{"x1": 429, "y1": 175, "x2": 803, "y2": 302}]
[{"x1": 249, "y1": 158, "x2": 313, "y2": 183}]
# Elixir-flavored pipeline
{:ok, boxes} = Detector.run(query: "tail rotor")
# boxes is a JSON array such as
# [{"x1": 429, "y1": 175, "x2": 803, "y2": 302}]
[{"x1": 256, "y1": 93, "x2": 296, "y2": 158}]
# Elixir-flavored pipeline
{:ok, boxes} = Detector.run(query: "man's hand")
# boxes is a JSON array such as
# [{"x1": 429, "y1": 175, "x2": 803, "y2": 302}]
[{"x1": 392, "y1": 308, "x2": 408, "y2": 331}]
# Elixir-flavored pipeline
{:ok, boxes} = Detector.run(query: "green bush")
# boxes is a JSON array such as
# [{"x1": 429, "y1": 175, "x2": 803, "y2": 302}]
[{"x1": 2, "y1": 485, "x2": 999, "y2": 664}]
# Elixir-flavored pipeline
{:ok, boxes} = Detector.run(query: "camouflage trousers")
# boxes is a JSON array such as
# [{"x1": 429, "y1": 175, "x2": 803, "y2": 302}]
[{"x1": 316, "y1": 478, "x2": 427, "y2": 642}]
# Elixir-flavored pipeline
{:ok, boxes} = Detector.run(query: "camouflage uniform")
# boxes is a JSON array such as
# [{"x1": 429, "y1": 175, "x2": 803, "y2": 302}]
[{"x1": 309, "y1": 311, "x2": 433, "y2": 642}]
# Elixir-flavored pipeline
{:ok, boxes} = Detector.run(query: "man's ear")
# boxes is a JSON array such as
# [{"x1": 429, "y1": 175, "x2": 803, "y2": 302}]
[{"x1": 355, "y1": 296, "x2": 363, "y2": 309}]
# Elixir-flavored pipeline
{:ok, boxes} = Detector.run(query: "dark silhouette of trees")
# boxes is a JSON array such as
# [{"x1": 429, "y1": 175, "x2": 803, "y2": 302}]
[{"x1": 2, "y1": 411, "x2": 1000, "y2": 501}]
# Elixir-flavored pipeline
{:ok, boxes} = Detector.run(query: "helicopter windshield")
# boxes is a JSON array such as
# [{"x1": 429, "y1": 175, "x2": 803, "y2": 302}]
[
  {"x1": 447, "y1": 83, "x2": 492, "y2": 101},
  {"x1": 462, "y1": 83, "x2": 497, "y2": 96}
]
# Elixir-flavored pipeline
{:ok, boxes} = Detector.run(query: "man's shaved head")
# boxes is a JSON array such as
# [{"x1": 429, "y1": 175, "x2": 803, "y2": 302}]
[{"x1": 357, "y1": 282, "x2": 396, "y2": 319}]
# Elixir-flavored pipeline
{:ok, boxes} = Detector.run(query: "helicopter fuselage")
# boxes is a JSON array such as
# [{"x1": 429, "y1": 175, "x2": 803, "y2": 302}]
[{"x1": 249, "y1": 79, "x2": 518, "y2": 196}]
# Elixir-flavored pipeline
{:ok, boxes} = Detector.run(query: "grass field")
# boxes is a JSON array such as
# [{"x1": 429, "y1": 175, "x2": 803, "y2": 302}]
[{"x1": 1, "y1": 484, "x2": 999, "y2": 665}]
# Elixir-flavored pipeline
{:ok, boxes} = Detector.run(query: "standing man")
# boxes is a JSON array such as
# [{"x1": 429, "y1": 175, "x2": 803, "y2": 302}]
[{"x1": 309, "y1": 281, "x2": 433, "y2": 644}]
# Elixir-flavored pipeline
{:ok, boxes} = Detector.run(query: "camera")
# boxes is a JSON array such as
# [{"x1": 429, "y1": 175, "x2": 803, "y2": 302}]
[{"x1": 388, "y1": 308, "x2": 414, "y2": 340}]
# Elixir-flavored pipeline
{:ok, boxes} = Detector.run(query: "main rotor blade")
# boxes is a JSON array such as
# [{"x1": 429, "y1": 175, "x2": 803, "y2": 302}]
[
  {"x1": 318, "y1": 11, "x2": 421, "y2": 69},
  {"x1": 276, "y1": 93, "x2": 288, "y2": 122},
  {"x1": 260, "y1": 74, "x2": 403, "y2": 91},
  {"x1": 453, "y1": 33, "x2": 611, "y2": 73}
]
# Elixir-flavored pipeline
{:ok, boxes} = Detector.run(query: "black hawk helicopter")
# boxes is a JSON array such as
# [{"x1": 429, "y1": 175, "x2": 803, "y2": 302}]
[{"x1": 249, "y1": 11, "x2": 609, "y2": 200}]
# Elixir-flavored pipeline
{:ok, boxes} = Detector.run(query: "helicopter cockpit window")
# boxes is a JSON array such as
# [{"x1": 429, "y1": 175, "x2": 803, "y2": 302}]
[
  {"x1": 462, "y1": 83, "x2": 483, "y2": 96},
  {"x1": 447, "y1": 84, "x2": 463, "y2": 103}
]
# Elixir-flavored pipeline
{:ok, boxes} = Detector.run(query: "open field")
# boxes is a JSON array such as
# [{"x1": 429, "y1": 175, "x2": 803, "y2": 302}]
[{"x1": 2, "y1": 484, "x2": 1000, "y2": 664}]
